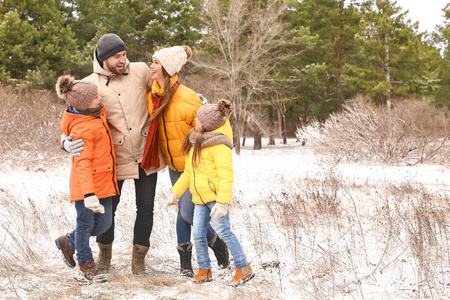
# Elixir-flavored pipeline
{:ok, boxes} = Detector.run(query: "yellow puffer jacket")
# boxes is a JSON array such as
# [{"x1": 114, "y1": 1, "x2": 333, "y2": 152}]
[
  {"x1": 171, "y1": 120, "x2": 233, "y2": 205},
  {"x1": 147, "y1": 78, "x2": 201, "y2": 172}
]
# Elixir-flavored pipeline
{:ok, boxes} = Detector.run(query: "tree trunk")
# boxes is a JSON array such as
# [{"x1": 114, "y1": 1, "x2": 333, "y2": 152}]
[
  {"x1": 380, "y1": 34, "x2": 390, "y2": 106},
  {"x1": 268, "y1": 105, "x2": 275, "y2": 145},
  {"x1": 385, "y1": 41, "x2": 391, "y2": 109},
  {"x1": 232, "y1": 117, "x2": 241, "y2": 155},
  {"x1": 242, "y1": 120, "x2": 247, "y2": 146},
  {"x1": 277, "y1": 106, "x2": 282, "y2": 139},
  {"x1": 278, "y1": 103, "x2": 287, "y2": 145},
  {"x1": 336, "y1": 0, "x2": 344, "y2": 113},
  {"x1": 254, "y1": 129, "x2": 262, "y2": 150}
]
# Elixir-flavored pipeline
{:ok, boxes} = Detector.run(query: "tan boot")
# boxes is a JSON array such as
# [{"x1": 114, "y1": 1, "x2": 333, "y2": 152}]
[
  {"x1": 132, "y1": 244, "x2": 149, "y2": 275},
  {"x1": 97, "y1": 243, "x2": 112, "y2": 273},
  {"x1": 230, "y1": 263, "x2": 254, "y2": 286},
  {"x1": 192, "y1": 268, "x2": 213, "y2": 284}
]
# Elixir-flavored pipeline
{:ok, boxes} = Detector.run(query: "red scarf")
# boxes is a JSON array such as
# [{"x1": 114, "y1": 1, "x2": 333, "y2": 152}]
[{"x1": 141, "y1": 81, "x2": 180, "y2": 169}]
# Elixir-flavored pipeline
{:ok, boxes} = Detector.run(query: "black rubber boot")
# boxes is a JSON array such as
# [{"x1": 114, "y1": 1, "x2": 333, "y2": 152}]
[
  {"x1": 176, "y1": 242, "x2": 194, "y2": 277},
  {"x1": 208, "y1": 234, "x2": 230, "y2": 269}
]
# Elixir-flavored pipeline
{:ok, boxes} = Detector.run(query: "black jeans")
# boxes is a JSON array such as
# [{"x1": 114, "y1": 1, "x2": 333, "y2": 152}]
[{"x1": 96, "y1": 167, "x2": 157, "y2": 247}]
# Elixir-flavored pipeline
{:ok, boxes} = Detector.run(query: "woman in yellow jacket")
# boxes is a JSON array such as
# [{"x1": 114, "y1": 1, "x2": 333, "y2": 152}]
[
  {"x1": 141, "y1": 45, "x2": 229, "y2": 277},
  {"x1": 170, "y1": 100, "x2": 254, "y2": 286}
]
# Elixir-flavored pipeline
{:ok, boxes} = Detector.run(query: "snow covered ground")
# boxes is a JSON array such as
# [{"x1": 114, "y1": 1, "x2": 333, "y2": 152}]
[{"x1": 0, "y1": 138, "x2": 449, "y2": 299}]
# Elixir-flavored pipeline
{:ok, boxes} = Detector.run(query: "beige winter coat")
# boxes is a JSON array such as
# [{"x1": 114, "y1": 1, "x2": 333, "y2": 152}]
[{"x1": 83, "y1": 49, "x2": 165, "y2": 180}]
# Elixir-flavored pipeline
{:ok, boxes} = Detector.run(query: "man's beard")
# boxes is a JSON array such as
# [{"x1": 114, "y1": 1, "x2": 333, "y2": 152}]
[{"x1": 106, "y1": 60, "x2": 124, "y2": 75}]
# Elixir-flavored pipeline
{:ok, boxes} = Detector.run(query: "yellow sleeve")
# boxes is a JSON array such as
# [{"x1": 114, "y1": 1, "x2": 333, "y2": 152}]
[
  {"x1": 171, "y1": 153, "x2": 192, "y2": 196},
  {"x1": 213, "y1": 145, "x2": 233, "y2": 204}
]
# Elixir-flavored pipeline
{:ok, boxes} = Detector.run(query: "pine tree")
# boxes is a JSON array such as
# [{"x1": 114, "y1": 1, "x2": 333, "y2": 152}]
[
  {"x1": 434, "y1": 3, "x2": 450, "y2": 108},
  {"x1": 283, "y1": 0, "x2": 362, "y2": 120},
  {"x1": 356, "y1": 0, "x2": 441, "y2": 105},
  {"x1": 0, "y1": 0, "x2": 79, "y2": 87}
]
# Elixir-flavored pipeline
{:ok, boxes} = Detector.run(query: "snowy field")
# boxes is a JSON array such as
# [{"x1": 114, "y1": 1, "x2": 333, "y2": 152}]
[{"x1": 0, "y1": 138, "x2": 449, "y2": 299}]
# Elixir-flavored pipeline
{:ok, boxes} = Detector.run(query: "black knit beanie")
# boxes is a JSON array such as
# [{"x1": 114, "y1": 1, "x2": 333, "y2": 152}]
[{"x1": 97, "y1": 33, "x2": 127, "y2": 62}]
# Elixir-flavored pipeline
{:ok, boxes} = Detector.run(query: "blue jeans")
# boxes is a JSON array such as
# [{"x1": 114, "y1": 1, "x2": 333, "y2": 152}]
[
  {"x1": 67, "y1": 197, "x2": 113, "y2": 265},
  {"x1": 168, "y1": 169, "x2": 215, "y2": 245},
  {"x1": 193, "y1": 202, "x2": 247, "y2": 270}
]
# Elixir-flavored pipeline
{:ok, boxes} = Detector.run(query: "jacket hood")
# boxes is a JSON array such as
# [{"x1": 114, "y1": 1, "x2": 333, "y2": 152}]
[
  {"x1": 211, "y1": 119, "x2": 233, "y2": 142},
  {"x1": 92, "y1": 47, "x2": 130, "y2": 77},
  {"x1": 60, "y1": 105, "x2": 105, "y2": 135}
]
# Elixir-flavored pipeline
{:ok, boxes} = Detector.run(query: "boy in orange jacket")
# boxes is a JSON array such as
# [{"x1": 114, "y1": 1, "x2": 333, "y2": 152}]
[{"x1": 54, "y1": 75, "x2": 119, "y2": 282}]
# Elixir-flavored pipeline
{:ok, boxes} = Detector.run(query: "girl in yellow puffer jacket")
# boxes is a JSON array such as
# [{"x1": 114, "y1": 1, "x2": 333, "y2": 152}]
[{"x1": 170, "y1": 99, "x2": 254, "y2": 286}]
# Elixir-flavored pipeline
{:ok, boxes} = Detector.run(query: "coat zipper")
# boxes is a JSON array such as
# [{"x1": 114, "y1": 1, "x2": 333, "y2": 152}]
[
  {"x1": 162, "y1": 113, "x2": 178, "y2": 172},
  {"x1": 193, "y1": 169, "x2": 210, "y2": 210},
  {"x1": 99, "y1": 116, "x2": 119, "y2": 195}
]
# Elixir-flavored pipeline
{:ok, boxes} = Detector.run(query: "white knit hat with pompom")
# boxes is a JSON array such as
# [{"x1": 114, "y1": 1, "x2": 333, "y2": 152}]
[{"x1": 153, "y1": 45, "x2": 192, "y2": 76}]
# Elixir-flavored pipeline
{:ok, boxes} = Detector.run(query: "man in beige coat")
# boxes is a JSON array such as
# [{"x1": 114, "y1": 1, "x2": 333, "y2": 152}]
[{"x1": 63, "y1": 33, "x2": 165, "y2": 274}]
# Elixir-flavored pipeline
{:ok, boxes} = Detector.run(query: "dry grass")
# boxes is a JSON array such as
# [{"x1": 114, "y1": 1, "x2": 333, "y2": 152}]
[
  {"x1": 261, "y1": 167, "x2": 450, "y2": 299},
  {"x1": 0, "y1": 83, "x2": 66, "y2": 170},
  {"x1": 297, "y1": 97, "x2": 450, "y2": 165}
]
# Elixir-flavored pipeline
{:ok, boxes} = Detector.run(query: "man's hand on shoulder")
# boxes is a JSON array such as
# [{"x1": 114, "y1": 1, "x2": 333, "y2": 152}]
[{"x1": 63, "y1": 134, "x2": 84, "y2": 156}]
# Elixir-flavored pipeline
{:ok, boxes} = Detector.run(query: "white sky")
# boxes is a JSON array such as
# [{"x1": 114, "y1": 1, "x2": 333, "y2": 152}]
[{"x1": 395, "y1": 0, "x2": 448, "y2": 33}]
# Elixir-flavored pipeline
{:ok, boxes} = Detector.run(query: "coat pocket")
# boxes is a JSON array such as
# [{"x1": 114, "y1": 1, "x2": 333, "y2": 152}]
[
  {"x1": 112, "y1": 133, "x2": 124, "y2": 145},
  {"x1": 208, "y1": 179, "x2": 217, "y2": 195},
  {"x1": 92, "y1": 165, "x2": 113, "y2": 174}
]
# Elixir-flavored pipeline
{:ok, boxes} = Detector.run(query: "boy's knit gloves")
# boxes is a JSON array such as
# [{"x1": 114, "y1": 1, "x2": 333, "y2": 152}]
[
  {"x1": 64, "y1": 134, "x2": 84, "y2": 156},
  {"x1": 210, "y1": 202, "x2": 228, "y2": 220},
  {"x1": 84, "y1": 195, "x2": 105, "y2": 214},
  {"x1": 163, "y1": 192, "x2": 180, "y2": 212}
]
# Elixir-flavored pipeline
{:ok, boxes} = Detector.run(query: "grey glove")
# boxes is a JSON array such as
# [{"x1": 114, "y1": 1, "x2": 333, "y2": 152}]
[
  {"x1": 197, "y1": 93, "x2": 208, "y2": 105},
  {"x1": 210, "y1": 202, "x2": 228, "y2": 221},
  {"x1": 163, "y1": 192, "x2": 180, "y2": 212},
  {"x1": 64, "y1": 134, "x2": 84, "y2": 156},
  {"x1": 84, "y1": 195, "x2": 105, "y2": 214}
]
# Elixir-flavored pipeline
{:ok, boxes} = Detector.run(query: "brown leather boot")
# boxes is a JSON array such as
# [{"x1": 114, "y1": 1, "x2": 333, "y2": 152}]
[
  {"x1": 78, "y1": 258, "x2": 107, "y2": 282},
  {"x1": 55, "y1": 235, "x2": 76, "y2": 268},
  {"x1": 97, "y1": 242, "x2": 112, "y2": 273},
  {"x1": 131, "y1": 244, "x2": 149, "y2": 275}
]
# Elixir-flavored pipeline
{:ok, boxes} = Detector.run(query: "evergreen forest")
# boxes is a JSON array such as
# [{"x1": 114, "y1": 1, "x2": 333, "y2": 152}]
[{"x1": 1, "y1": 0, "x2": 449, "y2": 150}]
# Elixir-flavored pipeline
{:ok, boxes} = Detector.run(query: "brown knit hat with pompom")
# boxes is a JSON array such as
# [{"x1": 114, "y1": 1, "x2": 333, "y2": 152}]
[
  {"x1": 56, "y1": 75, "x2": 98, "y2": 111},
  {"x1": 197, "y1": 99, "x2": 233, "y2": 131}
]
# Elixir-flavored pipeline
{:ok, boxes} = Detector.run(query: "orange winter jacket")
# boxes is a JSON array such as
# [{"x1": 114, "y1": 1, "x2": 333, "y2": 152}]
[{"x1": 60, "y1": 105, "x2": 119, "y2": 202}]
